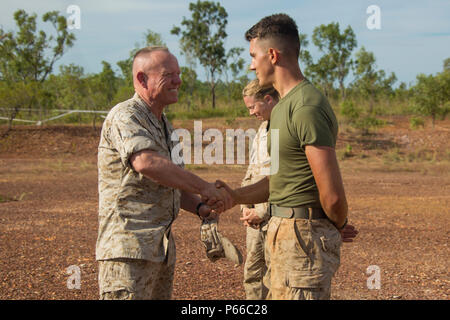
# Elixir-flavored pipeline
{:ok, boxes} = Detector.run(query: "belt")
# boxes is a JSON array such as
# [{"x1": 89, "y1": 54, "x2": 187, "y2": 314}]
[{"x1": 270, "y1": 204, "x2": 328, "y2": 219}]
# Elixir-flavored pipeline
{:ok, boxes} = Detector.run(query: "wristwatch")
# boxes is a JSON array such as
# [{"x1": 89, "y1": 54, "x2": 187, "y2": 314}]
[
  {"x1": 196, "y1": 202, "x2": 206, "y2": 217},
  {"x1": 338, "y1": 218, "x2": 348, "y2": 230}
]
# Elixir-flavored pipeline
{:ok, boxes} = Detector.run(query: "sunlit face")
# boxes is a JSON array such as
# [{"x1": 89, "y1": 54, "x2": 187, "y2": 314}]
[
  {"x1": 249, "y1": 38, "x2": 273, "y2": 87},
  {"x1": 144, "y1": 51, "x2": 181, "y2": 106},
  {"x1": 243, "y1": 94, "x2": 275, "y2": 121}
]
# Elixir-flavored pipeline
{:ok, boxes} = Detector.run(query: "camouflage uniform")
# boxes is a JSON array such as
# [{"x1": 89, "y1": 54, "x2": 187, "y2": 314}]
[
  {"x1": 241, "y1": 120, "x2": 271, "y2": 300},
  {"x1": 265, "y1": 216, "x2": 341, "y2": 300},
  {"x1": 266, "y1": 79, "x2": 343, "y2": 300},
  {"x1": 96, "y1": 93, "x2": 183, "y2": 299}
]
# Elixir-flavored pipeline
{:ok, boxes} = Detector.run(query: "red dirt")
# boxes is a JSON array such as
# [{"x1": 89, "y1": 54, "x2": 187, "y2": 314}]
[{"x1": 0, "y1": 116, "x2": 449, "y2": 300}]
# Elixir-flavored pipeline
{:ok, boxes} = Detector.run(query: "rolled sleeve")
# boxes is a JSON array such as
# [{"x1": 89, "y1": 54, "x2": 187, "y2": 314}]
[{"x1": 110, "y1": 113, "x2": 158, "y2": 169}]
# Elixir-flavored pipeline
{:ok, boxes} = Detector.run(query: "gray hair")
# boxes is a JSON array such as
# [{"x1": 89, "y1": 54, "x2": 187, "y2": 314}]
[{"x1": 133, "y1": 46, "x2": 169, "y2": 63}]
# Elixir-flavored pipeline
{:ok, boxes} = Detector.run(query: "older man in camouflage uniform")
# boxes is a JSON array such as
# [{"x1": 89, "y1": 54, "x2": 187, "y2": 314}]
[
  {"x1": 96, "y1": 46, "x2": 231, "y2": 300},
  {"x1": 240, "y1": 80, "x2": 279, "y2": 299}
]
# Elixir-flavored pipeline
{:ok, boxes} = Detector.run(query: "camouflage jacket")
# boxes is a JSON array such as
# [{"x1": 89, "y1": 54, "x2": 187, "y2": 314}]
[
  {"x1": 240, "y1": 120, "x2": 271, "y2": 224},
  {"x1": 96, "y1": 93, "x2": 183, "y2": 262}
]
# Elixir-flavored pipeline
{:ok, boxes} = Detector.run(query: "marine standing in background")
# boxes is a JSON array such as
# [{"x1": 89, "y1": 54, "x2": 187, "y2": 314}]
[{"x1": 240, "y1": 79, "x2": 279, "y2": 299}]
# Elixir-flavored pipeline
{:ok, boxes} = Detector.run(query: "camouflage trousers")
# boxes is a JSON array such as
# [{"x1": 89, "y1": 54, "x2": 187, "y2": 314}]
[
  {"x1": 98, "y1": 233, "x2": 176, "y2": 300},
  {"x1": 243, "y1": 225, "x2": 269, "y2": 300},
  {"x1": 265, "y1": 216, "x2": 341, "y2": 300}
]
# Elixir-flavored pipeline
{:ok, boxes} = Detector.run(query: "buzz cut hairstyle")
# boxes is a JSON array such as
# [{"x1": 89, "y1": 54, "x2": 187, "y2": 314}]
[
  {"x1": 245, "y1": 13, "x2": 300, "y2": 58},
  {"x1": 242, "y1": 79, "x2": 280, "y2": 101},
  {"x1": 133, "y1": 46, "x2": 169, "y2": 63}
]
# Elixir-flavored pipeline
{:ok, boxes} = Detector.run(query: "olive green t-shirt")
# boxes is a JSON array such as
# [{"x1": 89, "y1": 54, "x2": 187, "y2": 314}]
[{"x1": 268, "y1": 79, "x2": 338, "y2": 207}]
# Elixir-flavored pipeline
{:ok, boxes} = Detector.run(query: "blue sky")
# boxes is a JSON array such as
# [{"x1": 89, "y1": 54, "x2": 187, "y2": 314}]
[{"x1": 1, "y1": 0, "x2": 449, "y2": 86}]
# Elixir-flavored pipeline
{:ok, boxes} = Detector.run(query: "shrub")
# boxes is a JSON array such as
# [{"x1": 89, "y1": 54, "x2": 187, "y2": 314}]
[{"x1": 409, "y1": 116, "x2": 425, "y2": 129}]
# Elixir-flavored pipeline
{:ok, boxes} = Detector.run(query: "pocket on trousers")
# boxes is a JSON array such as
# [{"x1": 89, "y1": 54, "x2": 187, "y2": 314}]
[
  {"x1": 293, "y1": 220, "x2": 311, "y2": 259},
  {"x1": 287, "y1": 270, "x2": 331, "y2": 289},
  {"x1": 98, "y1": 259, "x2": 139, "y2": 294}
]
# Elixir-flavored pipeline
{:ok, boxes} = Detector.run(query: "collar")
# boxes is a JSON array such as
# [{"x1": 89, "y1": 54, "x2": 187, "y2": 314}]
[{"x1": 133, "y1": 93, "x2": 170, "y2": 132}]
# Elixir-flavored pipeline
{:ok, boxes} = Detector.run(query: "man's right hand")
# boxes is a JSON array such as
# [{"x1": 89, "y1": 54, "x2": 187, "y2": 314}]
[
  {"x1": 214, "y1": 180, "x2": 238, "y2": 210},
  {"x1": 200, "y1": 182, "x2": 233, "y2": 213},
  {"x1": 211, "y1": 178, "x2": 269, "y2": 212}
]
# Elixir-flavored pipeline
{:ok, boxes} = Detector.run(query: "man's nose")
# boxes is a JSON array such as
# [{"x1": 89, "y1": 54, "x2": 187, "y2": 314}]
[{"x1": 173, "y1": 74, "x2": 181, "y2": 85}]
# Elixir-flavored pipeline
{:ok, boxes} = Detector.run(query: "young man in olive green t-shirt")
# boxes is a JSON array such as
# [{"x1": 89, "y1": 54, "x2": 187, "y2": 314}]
[
  {"x1": 215, "y1": 14, "x2": 358, "y2": 300},
  {"x1": 268, "y1": 78, "x2": 338, "y2": 208}
]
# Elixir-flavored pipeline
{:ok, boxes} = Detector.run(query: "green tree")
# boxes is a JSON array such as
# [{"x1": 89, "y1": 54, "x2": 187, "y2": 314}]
[
  {"x1": 173, "y1": 25, "x2": 198, "y2": 111},
  {"x1": 85, "y1": 61, "x2": 119, "y2": 112},
  {"x1": 352, "y1": 46, "x2": 397, "y2": 114},
  {"x1": 308, "y1": 54, "x2": 336, "y2": 98},
  {"x1": 298, "y1": 33, "x2": 334, "y2": 97},
  {"x1": 116, "y1": 29, "x2": 166, "y2": 87},
  {"x1": 394, "y1": 81, "x2": 410, "y2": 102},
  {"x1": 179, "y1": 66, "x2": 198, "y2": 110},
  {"x1": 171, "y1": 0, "x2": 228, "y2": 109},
  {"x1": 223, "y1": 47, "x2": 245, "y2": 103},
  {"x1": 98, "y1": 61, "x2": 118, "y2": 105},
  {"x1": 47, "y1": 64, "x2": 87, "y2": 110},
  {"x1": 0, "y1": 9, "x2": 75, "y2": 132},
  {"x1": 0, "y1": 81, "x2": 37, "y2": 131},
  {"x1": 0, "y1": 10, "x2": 75, "y2": 83},
  {"x1": 311, "y1": 22, "x2": 357, "y2": 100},
  {"x1": 413, "y1": 71, "x2": 450, "y2": 128},
  {"x1": 444, "y1": 57, "x2": 450, "y2": 72},
  {"x1": 341, "y1": 47, "x2": 397, "y2": 134},
  {"x1": 298, "y1": 33, "x2": 312, "y2": 66}
]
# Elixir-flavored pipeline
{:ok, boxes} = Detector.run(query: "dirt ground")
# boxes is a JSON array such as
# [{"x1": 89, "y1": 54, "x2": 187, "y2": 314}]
[{"x1": 0, "y1": 116, "x2": 449, "y2": 300}]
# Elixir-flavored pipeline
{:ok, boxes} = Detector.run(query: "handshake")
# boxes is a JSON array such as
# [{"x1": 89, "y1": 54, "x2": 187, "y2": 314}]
[
  {"x1": 196, "y1": 178, "x2": 358, "y2": 244},
  {"x1": 197, "y1": 180, "x2": 236, "y2": 218}
]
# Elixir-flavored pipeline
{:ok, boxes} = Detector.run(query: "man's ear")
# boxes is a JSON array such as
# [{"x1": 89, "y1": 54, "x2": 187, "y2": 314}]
[
  {"x1": 136, "y1": 72, "x2": 147, "y2": 88},
  {"x1": 267, "y1": 47, "x2": 280, "y2": 65},
  {"x1": 263, "y1": 94, "x2": 273, "y2": 105}
]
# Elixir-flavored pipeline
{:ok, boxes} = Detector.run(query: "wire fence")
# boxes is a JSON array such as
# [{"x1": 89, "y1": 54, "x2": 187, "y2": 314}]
[{"x1": 0, "y1": 108, "x2": 109, "y2": 125}]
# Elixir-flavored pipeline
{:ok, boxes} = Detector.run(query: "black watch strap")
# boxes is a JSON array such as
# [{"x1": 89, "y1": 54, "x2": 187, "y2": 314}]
[
  {"x1": 196, "y1": 202, "x2": 205, "y2": 216},
  {"x1": 338, "y1": 218, "x2": 348, "y2": 230}
]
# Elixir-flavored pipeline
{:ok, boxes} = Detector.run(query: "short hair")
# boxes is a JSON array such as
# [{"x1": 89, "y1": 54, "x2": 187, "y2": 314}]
[
  {"x1": 245, "y1": 13, "x2": 300, "y2": 58},
  {"x1": 242, "y1": 79, "x2": 280, "y2": 101},
  {"x1": 132, "y1": 46, "x2": 169, "y2": 64}
]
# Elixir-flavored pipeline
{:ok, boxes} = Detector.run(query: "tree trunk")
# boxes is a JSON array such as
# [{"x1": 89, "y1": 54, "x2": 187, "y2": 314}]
[
  {"x1": 3, "y1": 107, "x2": 18, "y2": 137},
  {"x1": 322, "y1": 83, "x2": 328, "y2": 98},
  {"x1": 340, "y1": 79, "x2": 346, "y2": 100},
  {"x1": 210, "y1": 68, "x2": 216, "y2": 109},
  {"x1": 187, "y1": 96, "x2": 191, "y2": 111},
  {"x1": 211, "y1": 83, "x2": 216, "y2": 109},
  {"x1": 369, "y1": 89, "x2": 375, "y2": 114}
]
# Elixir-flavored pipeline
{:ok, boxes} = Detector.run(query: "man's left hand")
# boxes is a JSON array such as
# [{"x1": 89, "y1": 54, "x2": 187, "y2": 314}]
[
  {"x1": 240, "y1": 208, "x2": 263, "y2": 229},
  {"x1": 339, "y1": 224, "x2": 358, "y2": 242}
]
